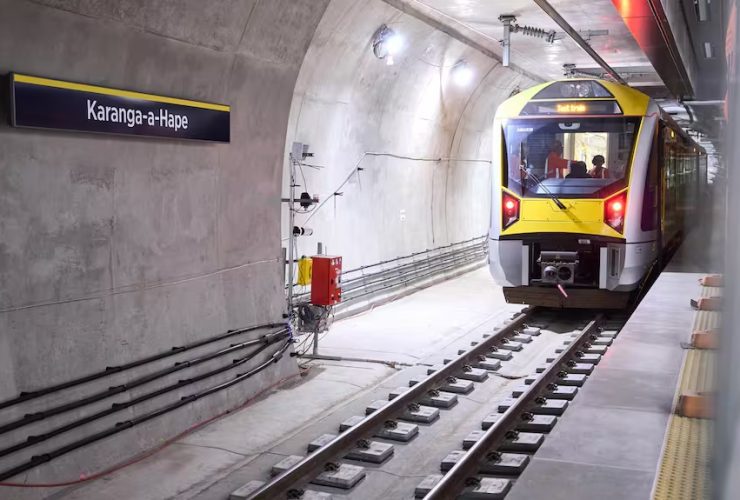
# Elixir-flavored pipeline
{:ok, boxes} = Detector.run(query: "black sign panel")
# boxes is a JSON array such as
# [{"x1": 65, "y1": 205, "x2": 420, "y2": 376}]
[{"x1": 9, "y1": 73, "x2": 230, "y2": 142}]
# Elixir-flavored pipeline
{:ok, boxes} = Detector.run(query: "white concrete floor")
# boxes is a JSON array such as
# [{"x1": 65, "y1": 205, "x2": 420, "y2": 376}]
[
  {"x1": 311, "y1": 267, "x2": 524, "y2": 364},
  {"x1": 56, "y1": 268, "x2": 524, "y2": 500}
]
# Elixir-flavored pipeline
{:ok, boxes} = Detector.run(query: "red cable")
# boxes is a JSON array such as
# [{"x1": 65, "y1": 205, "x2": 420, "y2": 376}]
[{"x1": 0, "y1": 372, "x2": 301, "y2": 488}]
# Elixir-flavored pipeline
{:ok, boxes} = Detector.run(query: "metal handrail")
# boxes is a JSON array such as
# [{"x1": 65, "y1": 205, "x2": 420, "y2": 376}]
[
  {"x1": 338, "y1": 250, "x2": 485, "y2": 303},
  {"x1": 293, "y1": 236, "x2": 487, "y2": 304},
  {"x1": 340, "y1": 235, "x2": 486, "y2": 276}
]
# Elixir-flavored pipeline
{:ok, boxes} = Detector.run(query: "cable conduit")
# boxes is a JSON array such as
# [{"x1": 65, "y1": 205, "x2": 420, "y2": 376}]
[
  {"x1": 0, "y1": 338, "x2": 292, "y2": 483},
  {"x1": 292, "y1": 238, "x2": 486, "y2": 299},
  {"x1": 0, "y1": 328, "x2": 288, "y2": 436},
  {"x1": 293, "y1": 243, "x2": 486, "y2": 302},
  {"x1": 0, "y1": 322, "x2": 285, "y2": 411},
  {"x1": 0, "y1": 331, "x2": 290, "y2": 459}
]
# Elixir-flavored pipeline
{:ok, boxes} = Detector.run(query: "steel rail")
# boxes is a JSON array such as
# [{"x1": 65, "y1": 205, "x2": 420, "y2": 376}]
[
  {"x1": 423, "y1": 316, "x2": 602, "y2": 499},
  {"x1": 246, "y1": 308, "x2": 535, "y2": 499}
]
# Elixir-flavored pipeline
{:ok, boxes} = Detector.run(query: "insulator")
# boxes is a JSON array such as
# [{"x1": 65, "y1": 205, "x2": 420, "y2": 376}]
[{"x1": 512, "y1": 24, "x2": 556, "y2": 43}]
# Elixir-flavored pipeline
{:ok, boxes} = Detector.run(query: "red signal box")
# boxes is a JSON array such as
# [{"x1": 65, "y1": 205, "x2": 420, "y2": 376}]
[{"x1": 311, "y1": 256, "x2": 342, "y2": 306}]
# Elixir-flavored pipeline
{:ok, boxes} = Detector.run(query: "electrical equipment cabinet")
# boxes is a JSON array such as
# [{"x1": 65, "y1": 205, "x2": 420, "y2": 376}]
[{"x1": 310, "y1": 256, "x2": 342, "y2": 306}]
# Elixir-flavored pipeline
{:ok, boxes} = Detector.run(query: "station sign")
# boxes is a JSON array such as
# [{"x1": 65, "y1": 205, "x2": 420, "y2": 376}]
[{"x1": 9, "y1": 73, "x2": 230, "y2": 142}]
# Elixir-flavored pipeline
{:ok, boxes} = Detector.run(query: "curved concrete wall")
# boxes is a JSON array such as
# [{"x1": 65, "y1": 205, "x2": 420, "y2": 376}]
[
  {"x1": 0, "y1": 0, "x2": 537, "y2": 490},
  {"x1": 284, "y1": 0, "x2": 537, "y2": 270},
  {"x1": 0, "y1": 0, "x2": 327, "y2": 490}
]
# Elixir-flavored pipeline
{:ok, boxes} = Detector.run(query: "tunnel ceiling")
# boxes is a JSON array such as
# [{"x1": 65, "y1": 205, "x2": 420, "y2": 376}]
[
  {"x1": 412, "y1": 0, "x2": 665, "y2": 90},
  {"x1": 402, "y1": 0, "x2": 725, "y2": 153}
]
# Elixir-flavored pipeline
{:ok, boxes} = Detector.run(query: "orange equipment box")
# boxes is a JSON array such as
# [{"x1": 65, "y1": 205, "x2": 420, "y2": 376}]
[{"x1": 310, "y1": 256, "x2": 342, "y2": 306}]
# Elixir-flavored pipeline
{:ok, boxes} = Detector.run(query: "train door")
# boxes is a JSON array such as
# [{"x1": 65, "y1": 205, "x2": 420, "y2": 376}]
[
  {"x1": 642, "y1": 127, "x2": 660, "y2": 234},
  {"x1": 658, "y1": 122, "x2": 667, "y2": 254}
]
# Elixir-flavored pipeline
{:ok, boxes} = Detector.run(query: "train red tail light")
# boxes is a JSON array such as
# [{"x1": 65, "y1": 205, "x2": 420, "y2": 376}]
[
  {"x1": 502, "y1": 192, "x2": 520, "y2": 229},
  {"x1": 604, "y1": 193, "x2": 626, "y2": 233}
]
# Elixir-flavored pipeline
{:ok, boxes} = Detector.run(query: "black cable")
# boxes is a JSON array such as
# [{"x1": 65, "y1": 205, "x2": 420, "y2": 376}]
[
  {"x1": 0, "y1": 331, "x2": 289, "y2": 460},
  {"x1": 0, "y1": 321, "x2": 285, "y2": 411},
  {"x1": 0, "y1": 328, "x2": 288, "y2": 436},
  {"x1": 0, "y1": 339, "x2": 292, "y2": 482}
]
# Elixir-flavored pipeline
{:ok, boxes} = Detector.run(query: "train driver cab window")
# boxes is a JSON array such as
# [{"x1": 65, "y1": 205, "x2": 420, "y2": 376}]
[{"x1": 503, "y1": 117, "x2": 640, "y2": 198}]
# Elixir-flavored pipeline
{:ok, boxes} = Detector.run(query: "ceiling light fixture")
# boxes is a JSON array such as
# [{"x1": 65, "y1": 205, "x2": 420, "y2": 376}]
[
  {"x1": 372, "y1": 25, "x2": 404, "y2": 66},
  {"x1": 451, "y1": 60, "x2": 474, "y2": 87}
]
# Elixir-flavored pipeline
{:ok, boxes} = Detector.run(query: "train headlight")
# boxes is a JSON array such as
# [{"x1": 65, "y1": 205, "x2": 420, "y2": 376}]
[
  {"x1": 604, "y1": 193, "x2": 627, "y2": 233},
  {"x1": 502, "y1": 192, "x2": 520, "y2": 229}
]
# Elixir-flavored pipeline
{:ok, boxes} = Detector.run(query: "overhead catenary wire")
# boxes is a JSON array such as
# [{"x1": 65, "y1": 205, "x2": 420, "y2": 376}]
[{"x1": 532, "y1": 0, "x2": 626, "y2": 85}]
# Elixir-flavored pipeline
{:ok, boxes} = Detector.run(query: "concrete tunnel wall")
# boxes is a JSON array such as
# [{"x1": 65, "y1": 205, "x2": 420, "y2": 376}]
[
  {"x1": 0, "y1": 0, "x2": 535, "y2": 491},
  {"x1": 0, "y1": 0, "x2": 328, "y2": 490},
  {"x1": 283, "y1": 0, "x2": 537, "y2": 270}
]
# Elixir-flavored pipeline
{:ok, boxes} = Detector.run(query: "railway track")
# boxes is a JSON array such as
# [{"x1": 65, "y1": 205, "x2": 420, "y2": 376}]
[{"x1": 229, "y1": 309, "x2": 623, "y2": 500}]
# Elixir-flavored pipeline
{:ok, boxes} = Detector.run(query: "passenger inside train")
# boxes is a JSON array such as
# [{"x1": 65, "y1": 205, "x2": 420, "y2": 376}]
[
  {"x1": 545, "y1": 140, "x2": 570, "y2": 178},
  {"x1": 566, "y1": 161, "x2": 590, "y2": 178},
  {"x1": 589, "y1": 154, "x2": 609, "y2": 178}
]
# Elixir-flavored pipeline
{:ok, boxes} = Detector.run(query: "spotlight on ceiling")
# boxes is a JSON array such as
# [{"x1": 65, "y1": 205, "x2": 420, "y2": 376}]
[
  {"x1": 452, "y1": 60, "x2": 474, "y2": 87},
  {"x1": 372, "y1": 25, "x2": 404, "y2": 65}
]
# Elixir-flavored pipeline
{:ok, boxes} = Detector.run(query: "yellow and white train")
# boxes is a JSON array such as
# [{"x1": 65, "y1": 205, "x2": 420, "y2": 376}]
[{"x1": 488, "y1": 79, "x2": 707, "y2": 308}]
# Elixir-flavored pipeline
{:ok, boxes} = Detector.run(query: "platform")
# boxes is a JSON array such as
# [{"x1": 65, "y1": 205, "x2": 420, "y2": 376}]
[{"x1": 508, "y1": 271, "x2": 705, "y2": 500}]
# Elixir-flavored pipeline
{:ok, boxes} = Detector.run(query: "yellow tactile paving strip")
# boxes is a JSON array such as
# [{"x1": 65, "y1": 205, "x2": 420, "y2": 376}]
[
  {"x1": 678, "y1": 350, "x2": 715, "y2": 394},
  {"x1": 652, "y1": 279, "x2": 718, "y2": 500},
  {"x1": 653, "y1": 417, "x2": 712, "y2": 500}
]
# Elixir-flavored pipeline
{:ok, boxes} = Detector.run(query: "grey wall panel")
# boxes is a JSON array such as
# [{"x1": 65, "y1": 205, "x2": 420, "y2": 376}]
[{"x1": 0, "y1": 0, "x2": 329, "y2": 488}]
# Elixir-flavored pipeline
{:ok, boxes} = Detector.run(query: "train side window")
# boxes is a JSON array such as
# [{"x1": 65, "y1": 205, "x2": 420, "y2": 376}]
[{"x1": 641, "y1": 130, "x2": 659, "y2": 231}]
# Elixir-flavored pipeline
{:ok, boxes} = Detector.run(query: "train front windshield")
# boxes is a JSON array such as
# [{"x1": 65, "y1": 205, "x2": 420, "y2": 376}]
[{"x1": 503, "y1": 117, "x2": 641, "y2": 198}]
